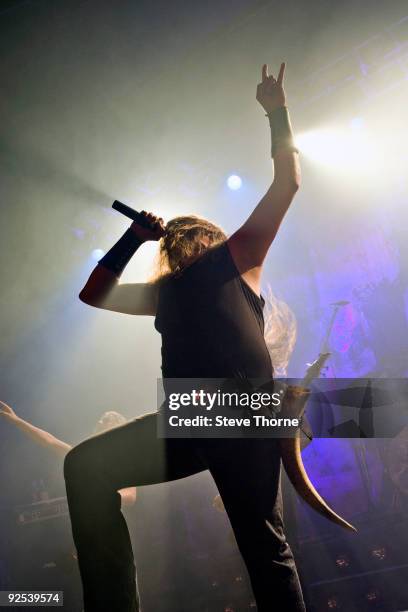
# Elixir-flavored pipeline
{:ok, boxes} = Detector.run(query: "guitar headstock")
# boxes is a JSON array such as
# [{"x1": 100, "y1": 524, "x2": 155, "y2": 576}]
[{"x1": 302, "y1": 352, "x2": 331, "y2": 387}]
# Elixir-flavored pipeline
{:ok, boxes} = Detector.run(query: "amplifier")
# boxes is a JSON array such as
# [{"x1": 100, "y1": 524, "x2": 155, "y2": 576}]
[{"x1": 15, "y1": 497, "x2": 69, "y2": 525}]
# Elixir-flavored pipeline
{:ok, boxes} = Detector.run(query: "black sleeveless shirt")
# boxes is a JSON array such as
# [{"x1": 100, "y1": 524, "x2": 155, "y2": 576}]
[{"x1": 154, "y1": 241, "x2": 273, "y2": 379}]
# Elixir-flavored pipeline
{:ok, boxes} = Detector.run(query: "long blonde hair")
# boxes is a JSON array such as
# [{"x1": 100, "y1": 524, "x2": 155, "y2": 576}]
[
  {"x1": 93, "y1": 411, "x2": 127, "y2": 434},
  {"x1": 152, "y1": 215, "x2": 297, "y2": 373},
  {"x1": 263, "y1": 287, "x2": 297, "y2": 376},
  {"x1": 152, "y1": 215, "x2": 227, "y2": 279}
]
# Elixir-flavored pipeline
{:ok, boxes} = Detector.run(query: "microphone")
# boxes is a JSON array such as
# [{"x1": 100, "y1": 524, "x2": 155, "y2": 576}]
[
  {"x1": 330, "y1": 300, "x2": 350, "y2": 307},
  {"x1": 112, "y1": 200, "x2": 153, "y2": 229}
]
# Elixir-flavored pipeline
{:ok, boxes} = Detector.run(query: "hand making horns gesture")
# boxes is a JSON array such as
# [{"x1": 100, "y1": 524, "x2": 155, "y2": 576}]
[{"x1": 256, "y1": 62, "x2": 286, "y2": 114}]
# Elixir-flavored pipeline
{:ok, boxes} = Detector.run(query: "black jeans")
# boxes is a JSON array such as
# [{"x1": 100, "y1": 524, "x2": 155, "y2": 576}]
[{"x1": 64, "y1": 412, "x2": 305, "y2": 612}]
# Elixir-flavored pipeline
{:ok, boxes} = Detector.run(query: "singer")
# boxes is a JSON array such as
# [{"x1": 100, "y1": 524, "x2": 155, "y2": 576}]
[{"x1": 64, "y1": 63, "x2": 305, "y2": 611}]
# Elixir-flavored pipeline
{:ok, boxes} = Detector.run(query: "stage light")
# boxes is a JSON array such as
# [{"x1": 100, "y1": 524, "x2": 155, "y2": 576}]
[
  {"x1": 370, "y1": 546, "x2": 386, "y2": 561},
  {"x1": 296, "y1": 129, "x2": 345, "y2": 165},
  {"x1": 91, "y1": 248, "x2": 105, "y2": 261},
  {"x1": 350, "y1": 116, "x2": 364, "y2": 130},
  {"x1": 72, "y1": 227, "x2": 85, "y2": 239},
  {"x1": 227, "y1": 174, "x2": 242, "y2": 190},
  {"x1": 327, "y1": 596, "x2": 339, "y2": 609},
  {"x1": 365, "y1": 588, "x2": 380, "y2": 603},
  {"x1": 295, "y1": 124, "x2": 376, "y2": 174},
  {"x1": 335, "y1": 554, "x2": 350, "y2": 568}
]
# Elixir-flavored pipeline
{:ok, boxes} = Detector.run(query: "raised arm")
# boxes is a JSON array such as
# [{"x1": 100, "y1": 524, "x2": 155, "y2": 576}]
[
  {"x1": 0, "y1": 400, "x2": 71, "y2": 458},
  {"x1": 228, "y1": 63, "x2": 300, "y2": 296},
  {"x1": 0, "y1": 400, "x2": 137, "y2": 506},
  {"x1": 79, "y1": 212, "x2": 165, "y2": 316}
]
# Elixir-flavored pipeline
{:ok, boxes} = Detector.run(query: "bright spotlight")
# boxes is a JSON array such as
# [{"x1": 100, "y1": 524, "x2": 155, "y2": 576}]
[
  {"x1": 91, "y1": 248, "x2": 105, "y2": 261},
  {"x1": 296, "y1": 130, "x2": 347, "y2": 165},
  {"x1": 295, "y1": 125, "x2": 376, "y2": 174},
  {"x1": 227, "y1": 174, "x2": 242, "y2": 190}
]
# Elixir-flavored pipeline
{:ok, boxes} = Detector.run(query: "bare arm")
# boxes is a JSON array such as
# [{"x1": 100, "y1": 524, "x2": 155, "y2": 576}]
[
  {"x1": 79, "y1": 213, "x2": 164, "y2": 316},
  {"x1": 228, "y1": 63, "x2": 300, "y2": 295},
  {"x1": 79, "y1": 266, "x2": 159, "y2": 316},
  {"x1": 0, "y1": 400, "x2": 71, "y2": 458},
  {"x1": 1, "y1": 401, "x2": 138, "y2": 507}
]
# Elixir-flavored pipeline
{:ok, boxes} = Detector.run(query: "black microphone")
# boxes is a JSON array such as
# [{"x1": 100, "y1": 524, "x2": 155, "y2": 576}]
[{"x1": 112, "y1": 200, "x2": 153, "y2": 229}]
